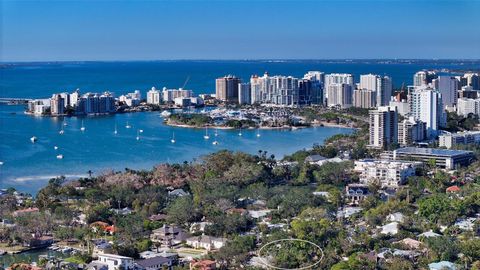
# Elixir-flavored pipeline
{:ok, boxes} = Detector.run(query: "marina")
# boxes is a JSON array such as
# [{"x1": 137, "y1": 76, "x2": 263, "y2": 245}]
[{"x1": 0, "y1": 104, "x2": 354, "y2": 195}]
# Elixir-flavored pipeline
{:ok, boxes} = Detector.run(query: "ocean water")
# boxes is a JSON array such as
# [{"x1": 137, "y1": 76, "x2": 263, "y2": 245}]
[{"x1": 1, "y1": 60, "x2": 478, "y2": 194}]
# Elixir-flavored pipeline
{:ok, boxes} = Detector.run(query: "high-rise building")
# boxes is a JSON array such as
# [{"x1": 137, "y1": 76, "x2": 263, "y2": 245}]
[
  {"x1": 413, "y1": 71, "x2": 437, "y2": 86},
  {"x1": 59, "y1": 92, "x2": 70, "y2": 108},
  {"x1": 162, "y1": 88, "x2": 193, "y2": 103},
  {"x1": 69, "y1": 90, "x2": 80, "y2": 108},
  {"x1": 238, "y1": 83, "x2": 251, "y2": 105},
  {"x1": 250, "y1": 75, "x2": 262, "y2": 104},
  {"x1": 298, "y1": 79, "x2": 316, "y2": 105},
  {"x1": 147, "y1": 87, "x2": 161, "y2": 105},
  {"x1": 353, "y1": 88, "x2": 376, "y2": 108},
  {"x1": 409, "y1": 86, "x2": 446, "y2": 138},
  {"x1": 303, "y1": 71, "x2": 324, "y2": 104},
  {"x1": 83, "y1": 93, "x2": 100, "y2": 114},
  {"x1": 99, "y1": 92, "x2": 116, "y2": 113},
  {"x1": 464, "y1": 73, "x2": 480, "y2": 90},
  {"x1": 359, "y1": 74, "x2": 392, "y2": 106},
  {"x1": 436, "y1": 76, "x2": 458, "y2": 108},
  {"x1": 247, "y1": 73, "x2": 299, "y2": 106},
  {"x1": 50, "y1": 94, "x2": 65, "y2": 115},
  {"x1": 398, "y1": 117, "x2": 426, "y2": 145},
  {"x1": 368, "y1": 106, "x2": 398, "y2": 149},
  {"x1": 324, "y1": 73, "x2": 354, "y2": 105},
  {"x1": 216, "y1": 75, "x2": 241, "y2": 102},
  {"x1": 326, "y1": 83, "x2": 353, "y2": 108},
  {"x1": 457, "y1": 97, "x2": 480, "y2": 117},
  {"x1": 377, "y1": 76, "x2": 393, "y2": 106}
]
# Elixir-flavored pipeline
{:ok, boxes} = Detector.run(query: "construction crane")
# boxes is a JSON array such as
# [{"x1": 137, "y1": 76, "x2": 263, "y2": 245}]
[{"x1": 181, "y1": 76, "x2": 190, "y2": 89}]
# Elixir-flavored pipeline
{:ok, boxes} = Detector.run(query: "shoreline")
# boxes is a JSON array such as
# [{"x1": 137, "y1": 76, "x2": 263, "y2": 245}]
[
  {"x1": 166, "y1": 121, "x2": 355, "y2": 130},
  {"x1": 165, "y1": 121, "x2": 314, "y2": 130}
]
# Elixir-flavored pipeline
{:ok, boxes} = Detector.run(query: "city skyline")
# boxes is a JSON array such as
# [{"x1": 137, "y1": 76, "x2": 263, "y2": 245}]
[{"x1": 2, "y1": 0, "x2": 480, "y2": 62}]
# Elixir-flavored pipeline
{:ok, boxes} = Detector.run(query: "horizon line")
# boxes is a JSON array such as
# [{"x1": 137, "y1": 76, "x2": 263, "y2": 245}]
[{"x1": 2, "y1": 58, "x2": 480, "y2": 64}]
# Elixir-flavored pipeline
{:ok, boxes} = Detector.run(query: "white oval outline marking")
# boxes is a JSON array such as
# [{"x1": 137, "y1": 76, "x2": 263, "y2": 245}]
[{"x1": 257, "y1": 238, "x2": 324, "y2": 270}]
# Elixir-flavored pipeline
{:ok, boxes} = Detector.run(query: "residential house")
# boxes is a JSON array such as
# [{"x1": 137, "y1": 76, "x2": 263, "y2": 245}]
[
  {"x1": 418, "y1": 230, "x2": 441, "y2": 238},
  {"x1": 428, "y1": 261, "x2": 457, "y2": 270},
  {"x1": 87, "y1": 253, "x2": 134, "y2": 270},
  {"x1": 150, "y1": 225, "x2": 189, "y2": 247},
  {"x1": 190, "y1": 260, "x2": 216, "y2": 270},
  {"x1": 186, "y1": 235, "x2": 227, "y2": 251},
  {"x1": 190, "y1": 222, "x2": 213, "y2": 233},
  {"x1": 386, "y1": 212, "x2": 405, "y2": 223},
  {"x1": 380, "y1": 222, "x2": 399, "y2": 235},
  {"x1": 13, "y1": 207, "x2": 39, "y2": 217},
  {"x1": 168, "y1": 189, "x2": 188, "y2": 197},
  {"x1": 345, "y1": 184, "x2": 369, "y2": 205},
  {"x1": 28, "y1": 236, "x2": 54, "y2": 248},
  {"x1": 135, "y1": 256, "x2": 175, "y2": 270}
]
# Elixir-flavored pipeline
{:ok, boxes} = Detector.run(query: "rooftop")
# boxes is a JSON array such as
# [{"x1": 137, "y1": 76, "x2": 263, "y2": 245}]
[{"x1": 394, "y1": 147, "x2": 473, "y2": 157}]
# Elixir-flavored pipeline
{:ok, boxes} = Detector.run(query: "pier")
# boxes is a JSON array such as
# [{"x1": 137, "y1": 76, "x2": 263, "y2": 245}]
[{"x1": 0, "y1": 98, "x2": 32, "y2": 105}]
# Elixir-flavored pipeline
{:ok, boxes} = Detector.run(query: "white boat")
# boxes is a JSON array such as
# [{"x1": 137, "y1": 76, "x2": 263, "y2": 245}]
[
  {"x1": 203, "y1": 127, "x2": 210, "y2": 140},
  {"x1": 256, "y1": 129, "x2": 261, "y2": 137},
  {"x1": 170, "y1": 132, "x2": 176, "y2": 143},
  {"x1": 238, "y1": 129, "x2": 242, "y2": 136},
  {"x1": 125, "y1": 121, "x2": 131, "y2": 129},
  {"x1": 114, "y1": 124, "x2": 118, "y2": 135},
  {"x1": 0, "y1": 161, "x2": 4, "y2": 166},
  {"x1": 30, "y1": 136, "x2": 37, "y2": 143},
  {"x1": 212, "y1": 140, "x2": 219, "y2": 145},
  {"x1": 136, "y1": 130, "x2": 140, "y2": 141},
  {"x1": 54, "y1": 146, "x2": 58, "y2": 150},
  {"x1": 161, "y1": 110, "x2": 171, "y2": 117},
  {"x1": 80, "y1": 120, "x2": 85, "y2": 131},
  {"x1": 59, "y1": 129, "x2": 64, "y2": 135},
  {"x1": 139, "y1": 129, "x2": 144, "y2": 133},
  {"x1": 56, "y1": 154, "x2": 63, "y2": 159},
  {"x1": 214, "y1": 129, "x2": 219, "y2": 137},
  {"x1": 63, "y1": 121, "x2": 68, "y2": 126}
]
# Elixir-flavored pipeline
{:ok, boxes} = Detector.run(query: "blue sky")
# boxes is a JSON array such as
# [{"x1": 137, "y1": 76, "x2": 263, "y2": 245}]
[{"x1": 1, "y1": 0, "x2": 479, "y2": 61}]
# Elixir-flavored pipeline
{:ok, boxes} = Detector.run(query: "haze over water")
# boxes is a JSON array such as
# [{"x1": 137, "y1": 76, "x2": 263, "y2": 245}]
[{"x1": 1, "y1": 60, "x2": 478, "y2": 194}]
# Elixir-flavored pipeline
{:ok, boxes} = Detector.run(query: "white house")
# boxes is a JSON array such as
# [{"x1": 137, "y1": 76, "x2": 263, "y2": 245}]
[
  {"x1": 186, "y1": 235, "x2": 227, "y2": 251},
  {"x1": 87, "y1": 253, "x2": 134, "y2": 270}
]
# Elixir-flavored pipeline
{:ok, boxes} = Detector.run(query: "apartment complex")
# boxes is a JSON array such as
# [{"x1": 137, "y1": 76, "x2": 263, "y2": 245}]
[
  {"x1": 439, "y1": 131, "x2": 480, "y2": 149},
  {"x1": 216, "y1": 75, "x2": 241, "y2": 102},
  {"x1": 353, "y1": 88, "x2": 376, "y2": 108},
  {"x1": 397, "y1": 117, "x2": 426, "y2": 145},
  {"x1": 354, "y1": 159, "x2": 421, "y2": 188},
  {"x1": 368, "y1": 106, "x2": 398, "y2": 149},
  {"x1": 146, "y1": 87, "x2": 161, "y2": 105},
  {"x1": 409, "y1": 86, "x2": 446, "y2": 138},
  {"x1": 392, "y1": 147, "x2": 474, "y2": 170}
]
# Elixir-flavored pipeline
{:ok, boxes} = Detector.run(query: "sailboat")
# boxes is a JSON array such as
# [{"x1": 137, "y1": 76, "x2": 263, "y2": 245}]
[
  {"x1": 238, "y1": 128, "x2": 242, "y2": 136},
  {"x1": 214, "y1": 129, "x2": 219, "y2": 137},
  {"x1": 80, "y1": 120, "x2": 86, "y2": 132},
  {"x1": 125, "y1": 121, "x2": 132, "y2": 129},
  {"x1": 114, "y1": 124, "x2": 118, "y2": 135},
  {"x1": 256, "y1": 129, "x2": 261, "y2": 137},
  {"x1": 30, "y1": 136, "x2": 37, "y2": 143},
  {"x1": 170, "y1": 132, "x2": 176, "y2": 143},
  {"x1": 136, "y1": 130, "x2": 140, "y2": 141},
  {"x1": 59, "y1": 124, "x2": 65, "y2": 135},
  {"x1": 54, "y1": 146, "x2": 59, "y2": 150},
  {"x1": 203, "y1": 127, "x2": 210, "y2": 140}
]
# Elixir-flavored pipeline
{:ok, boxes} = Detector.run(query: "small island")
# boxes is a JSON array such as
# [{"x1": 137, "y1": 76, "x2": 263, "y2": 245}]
[{"x1": 164, "y1": 105, "x2": 365, "y2": 130}]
